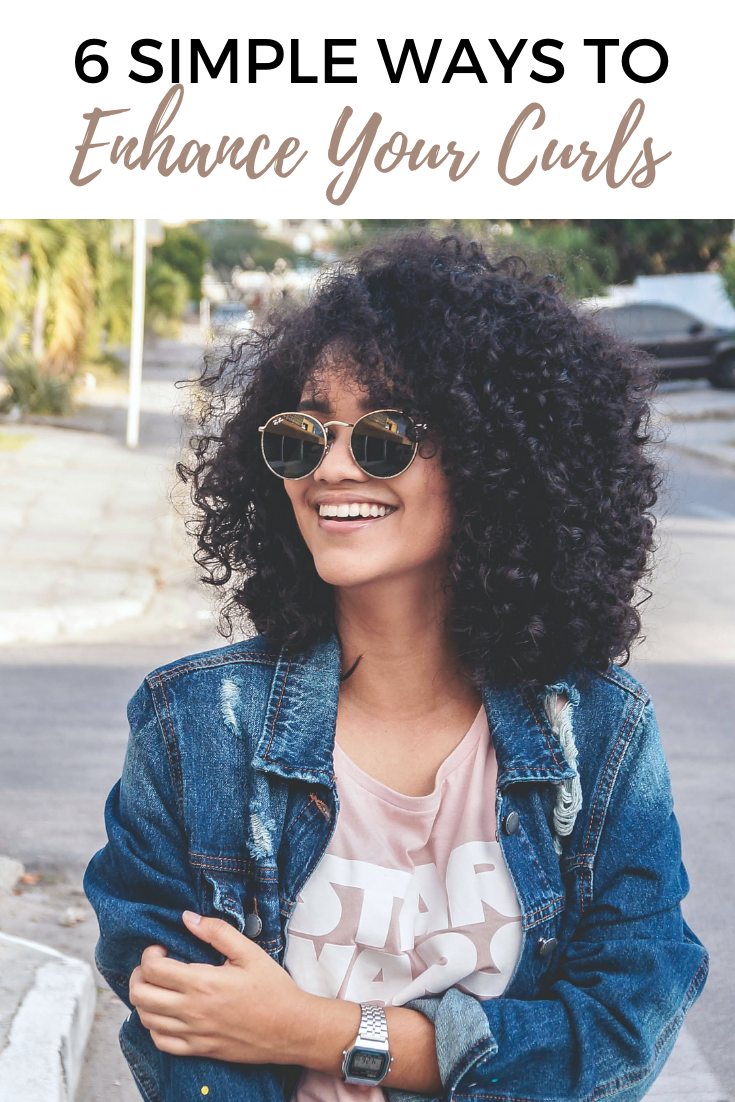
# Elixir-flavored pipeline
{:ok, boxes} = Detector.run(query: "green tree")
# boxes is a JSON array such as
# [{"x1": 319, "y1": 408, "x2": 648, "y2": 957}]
[
  {"x1": 333, "y1": 219, "x2": 616, "y2": 298},
  {"x1": 502, "y1": 222, "x2": 616, "y2": 297},
  {"x1": 153, "y1": 225, "x2": 209, "y2": 304},
  {"x1": 575, "y1": 219, "x2": 734, "y2": 283},
  {"x1": 332, "y1": 219, "x2": 735, "y2": 296},
  {"x1": 194, "y1": 220, "x2": 298, "y2": 276},
  {"x1": 145, "y1": 259, "x2": 190, "y2": 337},
  {"x1": 0, "y1": 219, "x2": 113, "y2": 377}
]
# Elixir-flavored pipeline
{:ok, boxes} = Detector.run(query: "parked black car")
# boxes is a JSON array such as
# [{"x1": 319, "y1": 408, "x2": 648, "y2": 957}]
[{"x1": 595, "y1": 302, "x2": 735, "y2": 389}]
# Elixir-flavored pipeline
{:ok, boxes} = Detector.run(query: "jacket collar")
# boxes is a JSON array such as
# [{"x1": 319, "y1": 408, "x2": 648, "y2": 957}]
[
  {"x1": 252, "y1": 634, "x2": 343, "y2": 786},
  {"x1": 480, "y1": 681, "x2": 578, "y2": 789},
  {"x1": 253, "y1": 633, "x2": 577, "y2": 790}
]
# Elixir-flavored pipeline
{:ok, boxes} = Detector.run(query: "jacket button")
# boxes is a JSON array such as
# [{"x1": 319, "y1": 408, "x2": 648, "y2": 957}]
[
  {"x1": 244, "y1": 913, "x2": 262, "y2": 938},
  {"x1": 538, "y1": 937, "x2": 558, "y2": 958},
  {"x1": 502, "y1": 811, "x2": 520, "y2": 835}
]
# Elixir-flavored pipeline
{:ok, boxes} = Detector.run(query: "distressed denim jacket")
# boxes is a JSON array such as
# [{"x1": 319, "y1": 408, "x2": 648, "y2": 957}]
[{"x1": 84, "y1": 633, "x2": 708, "y2": 1102}]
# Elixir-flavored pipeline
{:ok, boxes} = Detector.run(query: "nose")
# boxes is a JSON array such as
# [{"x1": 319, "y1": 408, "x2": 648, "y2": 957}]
[{"x1": 314, "y1": 426, "x2": 370, "y2": 483}]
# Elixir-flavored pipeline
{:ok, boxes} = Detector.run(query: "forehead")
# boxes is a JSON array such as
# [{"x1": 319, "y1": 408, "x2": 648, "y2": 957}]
[{"x1": 298, "y1": 360, "x2": 392, "y2": 413}]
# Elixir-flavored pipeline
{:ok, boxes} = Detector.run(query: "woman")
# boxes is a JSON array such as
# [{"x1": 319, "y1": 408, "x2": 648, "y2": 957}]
[{"x1": 85, "y1": 233, "x2": 707, "y2": 1102}]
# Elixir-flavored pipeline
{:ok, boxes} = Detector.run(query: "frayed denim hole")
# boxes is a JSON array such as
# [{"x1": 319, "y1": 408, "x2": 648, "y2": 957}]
[{"x1": 543, "y1": 685, "x2": 583, "y2": 856}]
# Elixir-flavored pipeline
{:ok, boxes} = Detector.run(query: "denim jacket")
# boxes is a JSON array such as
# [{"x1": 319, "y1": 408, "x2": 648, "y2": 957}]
[{"x1": 84, "y1": 632, "x2": 708, "y2": 1102}]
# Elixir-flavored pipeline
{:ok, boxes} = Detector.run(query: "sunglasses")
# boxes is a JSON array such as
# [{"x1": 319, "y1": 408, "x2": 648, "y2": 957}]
[{"x1": 258, "y1": 409, "x2": 426, "y2": 481}]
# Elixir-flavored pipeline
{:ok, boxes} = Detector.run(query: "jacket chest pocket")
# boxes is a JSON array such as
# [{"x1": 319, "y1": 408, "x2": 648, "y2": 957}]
[{"x1": 193, "y1": 861, "x2": 284, "y2": 959}]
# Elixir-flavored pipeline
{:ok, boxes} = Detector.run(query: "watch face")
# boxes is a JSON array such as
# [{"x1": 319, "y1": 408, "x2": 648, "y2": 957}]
[{"x1": 347, "y1": 1049, "x2": 390, "y2": 1081}]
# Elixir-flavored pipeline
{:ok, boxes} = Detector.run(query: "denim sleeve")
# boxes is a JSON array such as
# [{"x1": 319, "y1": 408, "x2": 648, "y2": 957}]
[
  {"x1": 387, "y1": 700, "x2": 709, "y2": 1102},
  {"x1": 84, "y1": 680, "x2": 288, "y2": 1102}
]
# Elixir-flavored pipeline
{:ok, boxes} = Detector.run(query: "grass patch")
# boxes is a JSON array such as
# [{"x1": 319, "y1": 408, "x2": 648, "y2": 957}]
[{"x1": 0, "y1": 431, "x2": 33, "y2": 451}]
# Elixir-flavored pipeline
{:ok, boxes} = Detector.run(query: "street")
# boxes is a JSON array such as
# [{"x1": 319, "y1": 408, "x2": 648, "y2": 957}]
[{"x1": 0, "y1": 373, "x2": 734, "y2": 1100}]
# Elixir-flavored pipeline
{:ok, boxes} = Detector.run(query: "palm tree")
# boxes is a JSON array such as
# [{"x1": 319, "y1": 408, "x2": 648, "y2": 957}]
[{"x1": 0, "y1": 219, "x2": 115, "y2": 378}]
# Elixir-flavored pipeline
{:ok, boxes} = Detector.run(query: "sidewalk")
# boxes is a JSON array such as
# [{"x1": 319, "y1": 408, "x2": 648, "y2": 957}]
[
  {"x1": 0, "y1": 858, "x2": 97, "y2": 1102},
  {"x1": 654, "y1": 382, "x2": 735, "y2": 472},
  {"x1": 0, "y1": 335, "x2": 215, "y2": 647}
]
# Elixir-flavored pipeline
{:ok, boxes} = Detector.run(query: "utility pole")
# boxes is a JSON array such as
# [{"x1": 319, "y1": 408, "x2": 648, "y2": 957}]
[{"x1": 126, "y1": 218, "x2": 147, "y2": 449}]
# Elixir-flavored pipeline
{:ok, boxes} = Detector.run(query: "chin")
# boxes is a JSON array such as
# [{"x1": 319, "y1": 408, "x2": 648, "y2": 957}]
[{"x1": 313, "y1": 554, "x2": 390, "y2": 590}]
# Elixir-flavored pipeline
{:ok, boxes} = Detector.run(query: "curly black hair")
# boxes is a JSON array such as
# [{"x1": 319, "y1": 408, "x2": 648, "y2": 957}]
[{"x1": 179, "y1": 232, "x2": 660, "y2": 687}]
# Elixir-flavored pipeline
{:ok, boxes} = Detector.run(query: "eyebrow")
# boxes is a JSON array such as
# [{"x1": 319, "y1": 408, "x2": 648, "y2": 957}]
[
  {"x1": 296, "y1": 397, "x2": 332, "y2": 414},
  {"x1": 296, "y1": 396, "x2": 375, "y2": 415}
]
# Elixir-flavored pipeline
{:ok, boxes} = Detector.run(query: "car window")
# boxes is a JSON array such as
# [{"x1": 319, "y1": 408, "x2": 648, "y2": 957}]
[
  {"x1": 596, "y1": 306, "x2": 649, "y2": 338},
  {"x1": 638, "y1": 305, "x2": 699, "y2": 335},
  {"x1": 596, "y1": 303, "x2": 701, "y2": 339}
]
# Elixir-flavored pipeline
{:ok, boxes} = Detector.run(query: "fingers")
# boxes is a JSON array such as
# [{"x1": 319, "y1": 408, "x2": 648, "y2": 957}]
[
  {"x1": 138, "y1": 948, "x2": 191, "y2": 992},
  {"x1": 141, "y1": 944, "x2": 168, "y2": 960},
  {"x1": 182, "y1": 911, "x2": 253, "y2": 964},
  {"x1": 138, "y1": 1009, "x2": 191, "y2": 1036},
  {"x1": 150, "y1": 1030, "x2": 192, "y2": 1057},
  {"x1": 130, "y1": 975, "x2": 186, "y2": 1016}
]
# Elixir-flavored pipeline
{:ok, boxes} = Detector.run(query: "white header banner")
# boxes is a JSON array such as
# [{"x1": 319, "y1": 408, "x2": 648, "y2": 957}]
[{"x1": 1, "y1": 0, "x2": 731, "y2": 216}]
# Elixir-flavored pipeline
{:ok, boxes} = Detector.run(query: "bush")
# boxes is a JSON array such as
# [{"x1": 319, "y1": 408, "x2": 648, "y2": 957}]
[
  {"x1": 0, "y1": 351, "x2": 74, "y2": 416},
  {"x1": 153, "y1": 226, "x2": 209, "y2": 303},
  {"x1": 146, "y1": 259, "x2": 190, "y2": 337}
]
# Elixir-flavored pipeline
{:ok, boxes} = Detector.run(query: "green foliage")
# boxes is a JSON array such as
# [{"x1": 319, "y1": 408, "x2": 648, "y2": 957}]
[
  {"x1": 574, "y1": 219, "x2": 734, "y2": 283},
  {"x1": 506, "y1": 223, "x2": 616, "y2": 298},
  {"x1": 194, "y1": 220, "x2": 298, "y2": 275},
  {"x1": 0, "y1": 221, "x2": 199, "y2": 366},
  {"x1": 0, "y1": 350, "x2": 73, "y2": 415},
  {"x1": 145, "y1": 259, "x2": 190, "y2": 337},
  {"x1": 97, "y1": 252, "x2": 192, "y2": 346},
  {"x1": 336, "y1": 219, "x2": 735, "y2": 295},
  {"x1": 98, "y1": 252, "x2": 133, "y2": 348},
  {"x1": 153, "y1": 226, "x2": 209, "y2": 303},
  {"x1": 721, "y1": 249, "x2": 735, "y2": 310},
  {"x1": 0, "y1": 219, "x2": 113, "y2": 377}
]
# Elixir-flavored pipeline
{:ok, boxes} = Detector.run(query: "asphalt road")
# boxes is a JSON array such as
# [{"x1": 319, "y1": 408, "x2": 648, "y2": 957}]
[{"x1": 0, "y1": 441, "x2": 733, "y2": 1098}]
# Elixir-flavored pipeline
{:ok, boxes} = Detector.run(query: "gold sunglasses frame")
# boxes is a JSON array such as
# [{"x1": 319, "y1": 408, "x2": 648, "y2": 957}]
[{"x1": 258, "y1": 409, "x2": 427, "y2": 481}]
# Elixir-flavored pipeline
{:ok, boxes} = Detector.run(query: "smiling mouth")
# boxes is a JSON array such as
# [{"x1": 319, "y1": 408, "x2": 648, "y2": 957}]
[
  {"x1": 317, "y1": 503, "x2": 396, "y2": 519},
  {"x1": 316, "y1": 503, "x2": 397, "y2": 528}
]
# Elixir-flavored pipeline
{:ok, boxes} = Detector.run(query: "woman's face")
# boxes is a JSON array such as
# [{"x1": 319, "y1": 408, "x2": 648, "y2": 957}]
[{"x1": 283, "y1": 367, "x2": 455, "y2": 591}]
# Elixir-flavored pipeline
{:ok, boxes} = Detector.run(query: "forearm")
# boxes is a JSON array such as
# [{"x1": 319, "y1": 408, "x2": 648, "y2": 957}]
[{"x1": 297, "y1": 997, "x2": 443, "y2": 1095}]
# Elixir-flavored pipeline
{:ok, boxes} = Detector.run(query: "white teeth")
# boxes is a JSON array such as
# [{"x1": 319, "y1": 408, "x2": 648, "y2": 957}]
[{"x1": 318, "y1": 502, "x2": 394, "y2": 518}]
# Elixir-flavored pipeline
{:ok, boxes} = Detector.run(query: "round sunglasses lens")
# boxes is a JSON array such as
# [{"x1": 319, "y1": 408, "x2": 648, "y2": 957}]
[
  {"x1": 351, "y1": 412, "x2": 417, "y2": 478},
  {"x1": 262, "y1": 413, "x2": 326, "y2": 478}
]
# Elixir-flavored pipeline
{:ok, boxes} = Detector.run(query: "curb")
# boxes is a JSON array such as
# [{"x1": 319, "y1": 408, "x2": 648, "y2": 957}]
[
  {"x1": 0, "y1": 933, "x2": 97, "y2": 1102},
  {"x1": 670, "y1": 442, "x2": 735, "y2": 473},
  {"x1": 0, "y1": 574, "x2": 156, "y2": 646}
]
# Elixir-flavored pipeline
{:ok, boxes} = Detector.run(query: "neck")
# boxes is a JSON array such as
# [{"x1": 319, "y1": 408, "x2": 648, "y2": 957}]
[{"x1": 334, "y1": 568, "x2": 477, "y2": 721}]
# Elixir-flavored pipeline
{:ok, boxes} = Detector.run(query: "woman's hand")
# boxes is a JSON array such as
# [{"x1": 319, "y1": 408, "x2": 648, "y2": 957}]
[
  {"x1": 129, "y1": 911, "x2": 329, "y2": 1064},
  {"x1": 130, "y1": 910, "x2": 442, "y2": 1093}
]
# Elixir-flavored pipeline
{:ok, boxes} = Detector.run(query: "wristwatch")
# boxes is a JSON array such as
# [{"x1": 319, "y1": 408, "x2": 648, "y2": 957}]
[{"x1": 342, "y1": 1003, "x2": 393, "y2": 1086}]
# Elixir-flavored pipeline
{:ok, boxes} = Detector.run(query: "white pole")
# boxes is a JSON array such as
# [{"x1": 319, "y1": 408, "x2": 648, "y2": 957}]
[
  {"x1": 199, "y1": 295, "x2": 210, "y2": 333},
  {"x1": 126, "y1": 218, "x2": 147, "y2": 448}
]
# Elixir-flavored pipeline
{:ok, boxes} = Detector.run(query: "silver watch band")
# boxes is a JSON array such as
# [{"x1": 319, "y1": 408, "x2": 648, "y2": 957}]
[
  {"x1": 356, "y1": 1003, "x2": 389, "y2": 1045},
  {"x1": 342, "y1": 1003, "x2": 392, "y2": 1085}
]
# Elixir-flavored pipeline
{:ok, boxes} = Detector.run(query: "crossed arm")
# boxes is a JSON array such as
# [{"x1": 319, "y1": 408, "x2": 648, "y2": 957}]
[{"x1": 130, "y1": 909, "x2": 443, "y2": 1095}]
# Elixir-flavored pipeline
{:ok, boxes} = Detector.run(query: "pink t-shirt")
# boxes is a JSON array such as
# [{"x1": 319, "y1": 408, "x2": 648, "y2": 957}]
[{"x1": 284, "y1": 707, "x2": 523, "y2": 1102}]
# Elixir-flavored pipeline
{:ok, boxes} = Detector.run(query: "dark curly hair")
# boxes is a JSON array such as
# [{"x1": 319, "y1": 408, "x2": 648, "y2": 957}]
[{"x1": 179, "y1": 232, "x2": 660, "y2": 687}]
